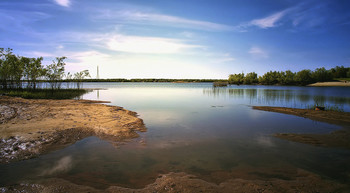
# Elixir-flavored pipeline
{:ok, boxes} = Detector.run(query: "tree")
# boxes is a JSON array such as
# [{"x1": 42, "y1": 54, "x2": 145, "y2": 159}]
[
  {"x1": 259, "y1": 71, "x2": 280, "y2": 85},
  {"x1": 330, "y1": 66, "x2": 348, "y2": 78},
  {"x1": 0, "y1": 48, "x2": 12, "y2": 89},
  {"x1": 294, "y1": 69, "x2": 313, "y2": 85},
  {"x1": 283, "y1": 70, "x2": 295, "y2": 85},
  {"x1": 311, "y1": 67, "x2": 332, "y2": 82},
  {"x1": 244, "y1": 72, "x2": 258, "y2": 84},
  {"x1": 228, "y1": 73, "x2": 244, "y2": 85},
  {"x1": 23, "y1": 57, "x2": 44, "y2": 89},
  {"x1": 65, "y1": 72, "x2": 73, "y2": 89},
  {"x1": 45, "y1": 57, "x2": 67, "y2": 89},
  {"x1": 74, "y1": 70, "x2": 90, "y2": 89}
]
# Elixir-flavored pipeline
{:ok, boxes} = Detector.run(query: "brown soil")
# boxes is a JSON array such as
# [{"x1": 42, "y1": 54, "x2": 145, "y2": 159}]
[
  {"x1": 253, "y1": 106, "x2": 350, "y2": 149},
  {"x1": 0, "y1": 96, "x2": 146, "y2": 163}
]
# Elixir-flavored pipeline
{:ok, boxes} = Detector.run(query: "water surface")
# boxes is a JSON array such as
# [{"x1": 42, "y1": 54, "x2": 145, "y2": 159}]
[{"x1": 1, "y1": 83, "x2": 350, "y2": 189}]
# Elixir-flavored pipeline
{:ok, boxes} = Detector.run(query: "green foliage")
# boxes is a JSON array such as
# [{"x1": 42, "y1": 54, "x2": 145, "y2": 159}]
[
  {"x1": 74, "y1": 70, "x2": 91, "y2": 89},
  {"x1": 330, "y1": 66, "x2": 348, "y2": 78},
  {"x1": 311, "y1": 67, "x2": 332, "y2": 82},
  {"x1": 23, "y1": 56, "x2": 44, "y2": 89},
  {"x1": 1, "y1": 48, "x2": 91, "y2": 93},
  {"x1": 45, "y1": 57, "x2": 67, "y2": 89},
  {"x1": 294, "y1": 69, "x2": 313, "y2": 85},
  {"x1": 0, "y1": 88, "x2": 89, "y2": 99},
  {"x1": 259, "y1": 71, "x2": 280, "y2": 85},
  {"x1": 228, "y1": 73, "x2": 244, "y2": 84},
  {"x1": 283, "y1": 70, "x2": 295, "y2": 85},
  {"x1": 228, "y1": 66, "x2": 349, "y2": 86},
  {"x1": 213, "y1": 81, "x2": 228, "y2": 87},
  {"x1": 244, "y1": 72, "x2": 258, "y2": 84}
]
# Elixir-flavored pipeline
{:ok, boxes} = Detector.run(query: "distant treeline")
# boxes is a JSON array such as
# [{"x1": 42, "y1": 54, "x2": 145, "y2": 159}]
[
  {"x1": 0, "y1": 48, "x2": 90, "y2": 89},
  {"x1": 229, "y1": 66, "x2": 350, "y2": 86},
  {"x1": 79, "y1": 78, "x2": 225, "y2": 83}
]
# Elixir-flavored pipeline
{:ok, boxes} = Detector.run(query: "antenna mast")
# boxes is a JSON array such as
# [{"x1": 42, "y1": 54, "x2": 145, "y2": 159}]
[{"x1": 97, "y1": 65, "x2": 100, "y2": 79}]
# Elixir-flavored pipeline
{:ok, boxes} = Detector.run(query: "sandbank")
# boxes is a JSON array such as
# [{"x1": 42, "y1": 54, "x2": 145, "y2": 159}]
[
  {"x1": 0, "y1": 96, "x2": 146, "y2": 163},
  {"x1": 308, "y1": 81, "x2": 350, "y2": 87},
  {"x1": 253, "y1": 106, "x2": 350, "y2": 149}
]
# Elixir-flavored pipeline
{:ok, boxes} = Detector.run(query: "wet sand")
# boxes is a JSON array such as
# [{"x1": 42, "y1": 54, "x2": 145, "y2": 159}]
[
  {"x1": 253, "y1": 106, "x2": 350, "y2": 149},
  {"x1": 0, "y1": 96, "x2": 146, "y2": 163}
]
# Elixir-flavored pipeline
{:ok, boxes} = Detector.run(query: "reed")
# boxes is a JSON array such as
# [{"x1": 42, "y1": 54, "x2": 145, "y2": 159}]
[{"x1": 0, "y1": 88, "x2": 90, "y2": 99}]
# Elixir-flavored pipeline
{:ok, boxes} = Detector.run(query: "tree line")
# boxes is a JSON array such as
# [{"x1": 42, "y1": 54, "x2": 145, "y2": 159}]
[
  {"x1": 229, "y1": 66, "x2": 350, "y2": 86},
  {"x1": 0, "y1": 48, "x2": 90, "y2": 89}
]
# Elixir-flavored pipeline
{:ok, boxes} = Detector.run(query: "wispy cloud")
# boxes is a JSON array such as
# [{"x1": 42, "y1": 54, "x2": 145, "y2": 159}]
[
  {"x1": 250, "y1": 10, "x2": 287, "y2": 29},
  {"x1": 249, "y1": 46, "x2": 268, "y2": 59},
  {"x1": 54, "y1": 0, "x2": 71, "y2": 7},
  {"x1": 212, "y1": 53, "x2": 235, "y2": 64},
  {"x1": 94, "y1": 10, "x2": 234, "y2": 31}
]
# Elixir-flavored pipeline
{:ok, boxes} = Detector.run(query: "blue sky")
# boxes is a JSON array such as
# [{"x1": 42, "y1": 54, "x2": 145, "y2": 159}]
[{"x1": 1, "y1": 0, "x2": 350, "y2": 79}]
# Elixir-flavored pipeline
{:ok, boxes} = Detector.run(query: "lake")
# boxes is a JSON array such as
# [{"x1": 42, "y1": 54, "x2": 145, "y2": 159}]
[{"x1": 1, "y1": 83, "x2": 350, "y2": 189}]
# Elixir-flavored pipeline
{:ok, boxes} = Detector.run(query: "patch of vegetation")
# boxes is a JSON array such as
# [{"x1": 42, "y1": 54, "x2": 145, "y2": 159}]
[
  {"x1": 334, "y1": 78, "x2": 350, "y2": 82},
  {"x1": 0, "y1": 48, "x2": 90, "y2": 90},
  {"x1": 229, "y1": 66, "x2": 350, "y2": 86},
  {"x1": 307, "y1": 104, "x2": 344, "y2": 112},
  {"x1": 213, "y1": 81, "x2": 228, "y2": 87},
  {"x1": 0, "y1": 88, "x2": 90, "y2": 99}
]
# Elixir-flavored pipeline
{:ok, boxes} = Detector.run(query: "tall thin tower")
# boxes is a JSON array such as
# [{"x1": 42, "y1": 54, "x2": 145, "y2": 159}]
[{"x1": 97, "y1": 65, "x2": 100, "y2": 79}]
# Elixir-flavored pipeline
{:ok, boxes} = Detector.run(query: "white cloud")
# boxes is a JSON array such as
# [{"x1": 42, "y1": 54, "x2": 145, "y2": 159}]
[
  {"x1": 54, "y1": 0, "x2": 71, "y2": 7},
  {"x1": 95, "y1": 10, "x2": 233, "y2": 31},
  {"x1": 250, "y1": 10, "x2": 287, "y2": 29},
  {"x1": 249, "y1": 46, "x2": 268, "y2": 59},
  {"x1": 106, "y1": 35, "x2": 201, "y2": 54}
]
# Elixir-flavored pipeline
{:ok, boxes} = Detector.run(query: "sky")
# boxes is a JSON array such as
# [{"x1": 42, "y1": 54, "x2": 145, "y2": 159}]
[{"x1": 1, "y1": 0, "x2": 350, "y2": 79}]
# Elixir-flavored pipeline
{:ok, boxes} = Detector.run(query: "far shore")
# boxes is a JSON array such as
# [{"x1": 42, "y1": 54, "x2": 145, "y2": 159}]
[
  {"x1": 253, "y1": 106, "x2": 350, "y2": 149},
  {"x1": 308, "y1": 81, "x2": 350, "y2": 87}
]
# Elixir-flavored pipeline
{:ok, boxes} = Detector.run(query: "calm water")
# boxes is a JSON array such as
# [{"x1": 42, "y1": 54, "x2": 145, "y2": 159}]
[{"x1": 1, "y1": 83, "x2": 350, "y2": 189}]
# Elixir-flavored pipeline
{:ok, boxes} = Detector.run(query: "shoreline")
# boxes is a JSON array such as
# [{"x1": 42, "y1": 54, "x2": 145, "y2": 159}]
[
  {"x1": 307, "y1": 81, "x2": 350, "y2": 87},
  {"x1": 0, "y1": 96, "x2": 146, "y2": 163},
  {"x1": 253, "y1": 106, "x2": 350, "y2": 149}
]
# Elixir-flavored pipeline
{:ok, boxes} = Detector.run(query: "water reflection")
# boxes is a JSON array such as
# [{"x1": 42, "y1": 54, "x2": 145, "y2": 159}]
[{"x1": 203, "y1": 87, "x2": 350, "y2": 111}]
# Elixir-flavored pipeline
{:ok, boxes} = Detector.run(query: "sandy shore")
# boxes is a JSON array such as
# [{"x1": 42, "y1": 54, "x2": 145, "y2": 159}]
[
  {"x1": 0, "y1": 96, "x2": 146, "y2": 163},
  {"x1": 253, "y1": 106, "x2": 350, "y2": 149},
  {"x1": 308, "y1": 81, "x2": 350, "y2": 87}
]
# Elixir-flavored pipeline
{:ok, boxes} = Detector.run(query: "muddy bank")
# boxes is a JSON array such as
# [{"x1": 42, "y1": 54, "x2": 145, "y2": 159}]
[
  {"x1": 0, "y1": 96, "x2": 146, "y2": 163},
  {"x1": 253, "y1": 106, "x2": 350, "y2": 148},
  {"x1": 1, "y1": 171, "x2": 347, "y2": 193}
]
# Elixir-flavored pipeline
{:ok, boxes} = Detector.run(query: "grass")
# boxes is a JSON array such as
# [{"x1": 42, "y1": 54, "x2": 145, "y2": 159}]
[
  {"x1": 213, "y1": 81, "x2": 228, "y2": 87},
  {"x1": 307, "y1": 104, "x2": 344, "y2": 112},
  {"x1": 334, "y1": 78, "x2": 350, "y2": 82},
  {"x1": 0, "y1": 88, "x2": 90, "y2": 99}
]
